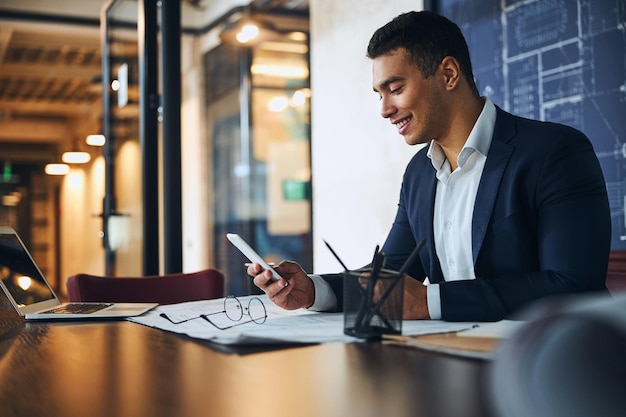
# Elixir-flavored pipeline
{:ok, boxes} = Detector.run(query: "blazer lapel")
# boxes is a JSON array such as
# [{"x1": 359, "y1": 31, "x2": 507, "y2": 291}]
[
  {"x1": 472, "y1": 108, "x2": 516, "y2": 263},
  {"x1": 419, "y1": 168, "x2": 441, "y2": 282}
]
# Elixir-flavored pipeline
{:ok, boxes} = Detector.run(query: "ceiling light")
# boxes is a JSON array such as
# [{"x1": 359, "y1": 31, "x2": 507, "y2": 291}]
[
  {"x1": 236, "y1": 24, "x2": 260, "y2": 43},
  {"x1": 268, "y1": 96, "x2": 289, "y2": 112},
  {"x1": 260, "y1": 41, "x2": 308, "y2": 54},
  {"x1": 251, "y1": 64, "x2": 309, "y2": 79},
  {"x1": 2, "y1": 193, "x2": 20, "y2": 206},
  {"x1": 44, "y1": 163, "x2": 70, "y2": 176},
  {"x1": 62, "y1": 151, "x2": 91, "y2": 164},
  {"x1": 220, "y1": 18, "x2": 282, "y2": 46},
  {"x1": 287, "y1": 31, "x2": 308, "y2": 42},
  {"x1": 291, "y1": 90, "x2": 306, "y2": 106},
  {"x1": 86, "y1": 134, "x2": 106, "y2": 146}
]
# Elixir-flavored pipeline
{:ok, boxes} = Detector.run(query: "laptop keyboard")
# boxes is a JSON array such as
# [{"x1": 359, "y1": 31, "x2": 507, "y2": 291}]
[{"x1": 41, "y1": 303, "x2": 114, "y2": 315}]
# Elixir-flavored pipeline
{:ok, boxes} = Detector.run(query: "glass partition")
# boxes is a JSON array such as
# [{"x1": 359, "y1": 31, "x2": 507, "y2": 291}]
[
  {"x1": 208, "y1": 17, "x2": 312, "y2": 295},
  {"x1": 102, "y1": 0, "x2": 143, "y2": 276},
  {"x1": 101, "y1": 2, "x2": 311, "y2": 286}
]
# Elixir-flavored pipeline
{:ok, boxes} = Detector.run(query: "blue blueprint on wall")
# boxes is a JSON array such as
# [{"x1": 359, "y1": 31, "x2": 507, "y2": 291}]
[{"x1": 440, "y1": 0, "x2": 626, "y2": 249}]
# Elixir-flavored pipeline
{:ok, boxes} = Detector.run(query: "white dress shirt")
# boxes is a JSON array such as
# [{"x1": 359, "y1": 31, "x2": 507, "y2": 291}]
[
  {"x1": 425, "y1": 98, "x2": 496, "y2": 318},
  {"x1": 309, "y1": 99, "x2": 497, "y2": 318}
]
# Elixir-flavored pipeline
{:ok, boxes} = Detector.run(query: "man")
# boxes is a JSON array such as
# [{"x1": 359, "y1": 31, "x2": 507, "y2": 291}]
[{"x1": 248, "y1": 11, "x2": 611, "y2": 322}]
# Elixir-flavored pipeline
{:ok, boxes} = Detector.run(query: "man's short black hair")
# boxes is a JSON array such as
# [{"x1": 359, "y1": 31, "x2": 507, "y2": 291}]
[{"x1": 367, "y1": 11, "x2": 479, "y2": 96}]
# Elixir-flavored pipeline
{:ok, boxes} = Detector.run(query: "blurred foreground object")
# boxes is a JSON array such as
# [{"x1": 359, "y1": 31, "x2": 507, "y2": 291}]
[{"x1": 490, "y1": 293, "x2": 626, "y2": 417}]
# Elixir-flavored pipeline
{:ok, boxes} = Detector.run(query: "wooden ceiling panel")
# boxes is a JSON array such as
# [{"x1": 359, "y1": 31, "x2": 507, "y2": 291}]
[{"x1": 0, "y1": 23, "x2": 102, "y2": 165}]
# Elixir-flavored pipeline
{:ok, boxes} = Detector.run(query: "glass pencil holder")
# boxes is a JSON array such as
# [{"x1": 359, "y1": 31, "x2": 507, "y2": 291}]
[{"x1": 343, "y1": 267, "x2": 404, "y2": 340}]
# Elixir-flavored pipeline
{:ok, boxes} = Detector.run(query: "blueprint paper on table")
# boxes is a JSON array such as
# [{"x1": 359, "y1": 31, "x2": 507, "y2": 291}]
[{"x1": 129, "y1": 295, "x2": 481, "y2": 345}]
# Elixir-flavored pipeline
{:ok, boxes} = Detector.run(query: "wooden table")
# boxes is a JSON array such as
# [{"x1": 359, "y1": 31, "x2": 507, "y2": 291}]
[{"x1": 0, "y1": 295, "x2": 495, "y2": 417}]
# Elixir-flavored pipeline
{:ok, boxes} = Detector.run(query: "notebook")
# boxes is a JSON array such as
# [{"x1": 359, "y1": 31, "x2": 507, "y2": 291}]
[{"x1": 0, "y1": 227, "x2": 157, "y2": 320}]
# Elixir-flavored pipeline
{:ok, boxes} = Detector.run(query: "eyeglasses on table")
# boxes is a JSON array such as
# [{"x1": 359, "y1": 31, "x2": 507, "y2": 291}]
[{"x1": 159, "y1": 295, "x2": 267, "y2": 330}]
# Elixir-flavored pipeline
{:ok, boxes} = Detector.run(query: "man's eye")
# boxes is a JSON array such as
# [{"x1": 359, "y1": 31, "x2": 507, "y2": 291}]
[{"x1": 390, "y1": 86, "x2": 402, "y2": 94}]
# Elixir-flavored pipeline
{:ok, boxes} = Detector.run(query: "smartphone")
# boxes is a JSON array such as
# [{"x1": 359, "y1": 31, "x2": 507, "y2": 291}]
[{"x1": 226, "y1": 233, "x2": 282, "y2": 282}]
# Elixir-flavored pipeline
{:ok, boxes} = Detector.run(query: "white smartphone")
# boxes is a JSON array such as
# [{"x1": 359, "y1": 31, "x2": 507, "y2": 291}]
[{"x1": 226, "y1": 233, "x2": 282, "y2": 282}]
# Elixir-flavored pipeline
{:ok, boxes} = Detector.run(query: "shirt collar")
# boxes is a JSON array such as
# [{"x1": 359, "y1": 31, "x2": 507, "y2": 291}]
[{"x1": 427, "y1": 98, "x2": 496, "y2": 170}]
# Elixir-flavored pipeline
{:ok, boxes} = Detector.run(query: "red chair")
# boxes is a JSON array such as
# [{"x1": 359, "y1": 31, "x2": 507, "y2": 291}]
[
  {"x1": 607, "y1": 251, "x2": 626, "y2": 295},
  {"x1": 66, "y1": 269, "x2": 224, "y2": 305},
  {"x1": 606, "y1": 272, "x2": 626, "y2": 295}
]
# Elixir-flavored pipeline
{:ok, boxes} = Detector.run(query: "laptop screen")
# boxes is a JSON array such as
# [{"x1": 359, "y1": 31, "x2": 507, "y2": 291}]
[{"x1": 0, "y1": 229, "x2": 56, "y2": 307}]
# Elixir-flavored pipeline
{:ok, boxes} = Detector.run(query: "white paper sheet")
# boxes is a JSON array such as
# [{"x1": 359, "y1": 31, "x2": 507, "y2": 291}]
[
  {"x1": 456, "y1": 319, "x2": 525, "y2": 338},
  {"x1": 129, "y1": 295, "x2": 482, "y2": 345}
]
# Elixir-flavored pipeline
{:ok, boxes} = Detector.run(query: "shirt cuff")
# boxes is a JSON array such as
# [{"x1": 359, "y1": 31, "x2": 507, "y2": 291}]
[
  {"x1": 427, "y1": 283, "x2": 442, "y2": 319},
  {"x1": 307, "y1": 274, "x2": 337, "y2": 311}
]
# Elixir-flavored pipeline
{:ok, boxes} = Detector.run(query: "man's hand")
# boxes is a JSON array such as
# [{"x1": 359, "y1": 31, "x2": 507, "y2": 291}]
[
  {"x1": 248, "y1": 261, "x2": 315, "y2": 310},
  {"x1": 402, "y1": 276, "x2": 430, "y2": 319}
]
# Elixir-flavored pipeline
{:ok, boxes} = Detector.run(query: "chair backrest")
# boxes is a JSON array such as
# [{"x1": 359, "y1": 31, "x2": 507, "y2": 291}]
[
  {"x1": 606, "y1": 272, "x2": 626, "y2": 295},
  {"x1": 66, "y1": 269, "x2": 225, "y2": 304},
  {"x1": 607, "y1": 251, "x2": 626, "y2": 295}
]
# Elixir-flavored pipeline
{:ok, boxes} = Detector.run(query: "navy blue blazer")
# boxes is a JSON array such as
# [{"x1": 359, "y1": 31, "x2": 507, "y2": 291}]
[{"x1": 325, "y1": 106, "x2": 611, "y2": 322}]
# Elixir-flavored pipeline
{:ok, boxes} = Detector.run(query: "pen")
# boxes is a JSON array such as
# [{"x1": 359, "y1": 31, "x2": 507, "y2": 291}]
[
  {"x1": 323, "y1": 240, "x2": 350, "y2": 271},
  {"x1": 356, "y1": 245, "x2": 383, "y2": 332},
  {"x1": 362, "y1": 238, "x2": 426, "y2": 326},
  {"x1": 367, "y1": 245, "x2": 384, "y2": 306}
]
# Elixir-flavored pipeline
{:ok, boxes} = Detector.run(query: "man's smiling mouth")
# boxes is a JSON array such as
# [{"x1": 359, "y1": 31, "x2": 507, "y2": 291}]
[{"x1": 394, "y1": 116, "x2": 412, "y2": 132}]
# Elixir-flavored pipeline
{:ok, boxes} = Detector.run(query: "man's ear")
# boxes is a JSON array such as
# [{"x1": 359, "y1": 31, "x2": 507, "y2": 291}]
[{"x1": 440, "y1": 56, "x2": 461, "y2": 91}]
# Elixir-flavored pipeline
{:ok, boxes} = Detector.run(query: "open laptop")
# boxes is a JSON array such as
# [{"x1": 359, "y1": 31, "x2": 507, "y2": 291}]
[{"x1": 0, "y1": 227, "x2": 157, "y2": 320}]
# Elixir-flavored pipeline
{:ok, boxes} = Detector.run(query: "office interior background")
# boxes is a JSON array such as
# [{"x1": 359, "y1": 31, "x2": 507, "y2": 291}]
[{"x1": 1, "y1": 0, "x2": 624, "y2": 298}]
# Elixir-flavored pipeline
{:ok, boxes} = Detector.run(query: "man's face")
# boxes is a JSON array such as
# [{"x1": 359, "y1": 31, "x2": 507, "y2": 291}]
[{"x1": 372, "y1": 48, "x2": 446, "y2": 145}]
